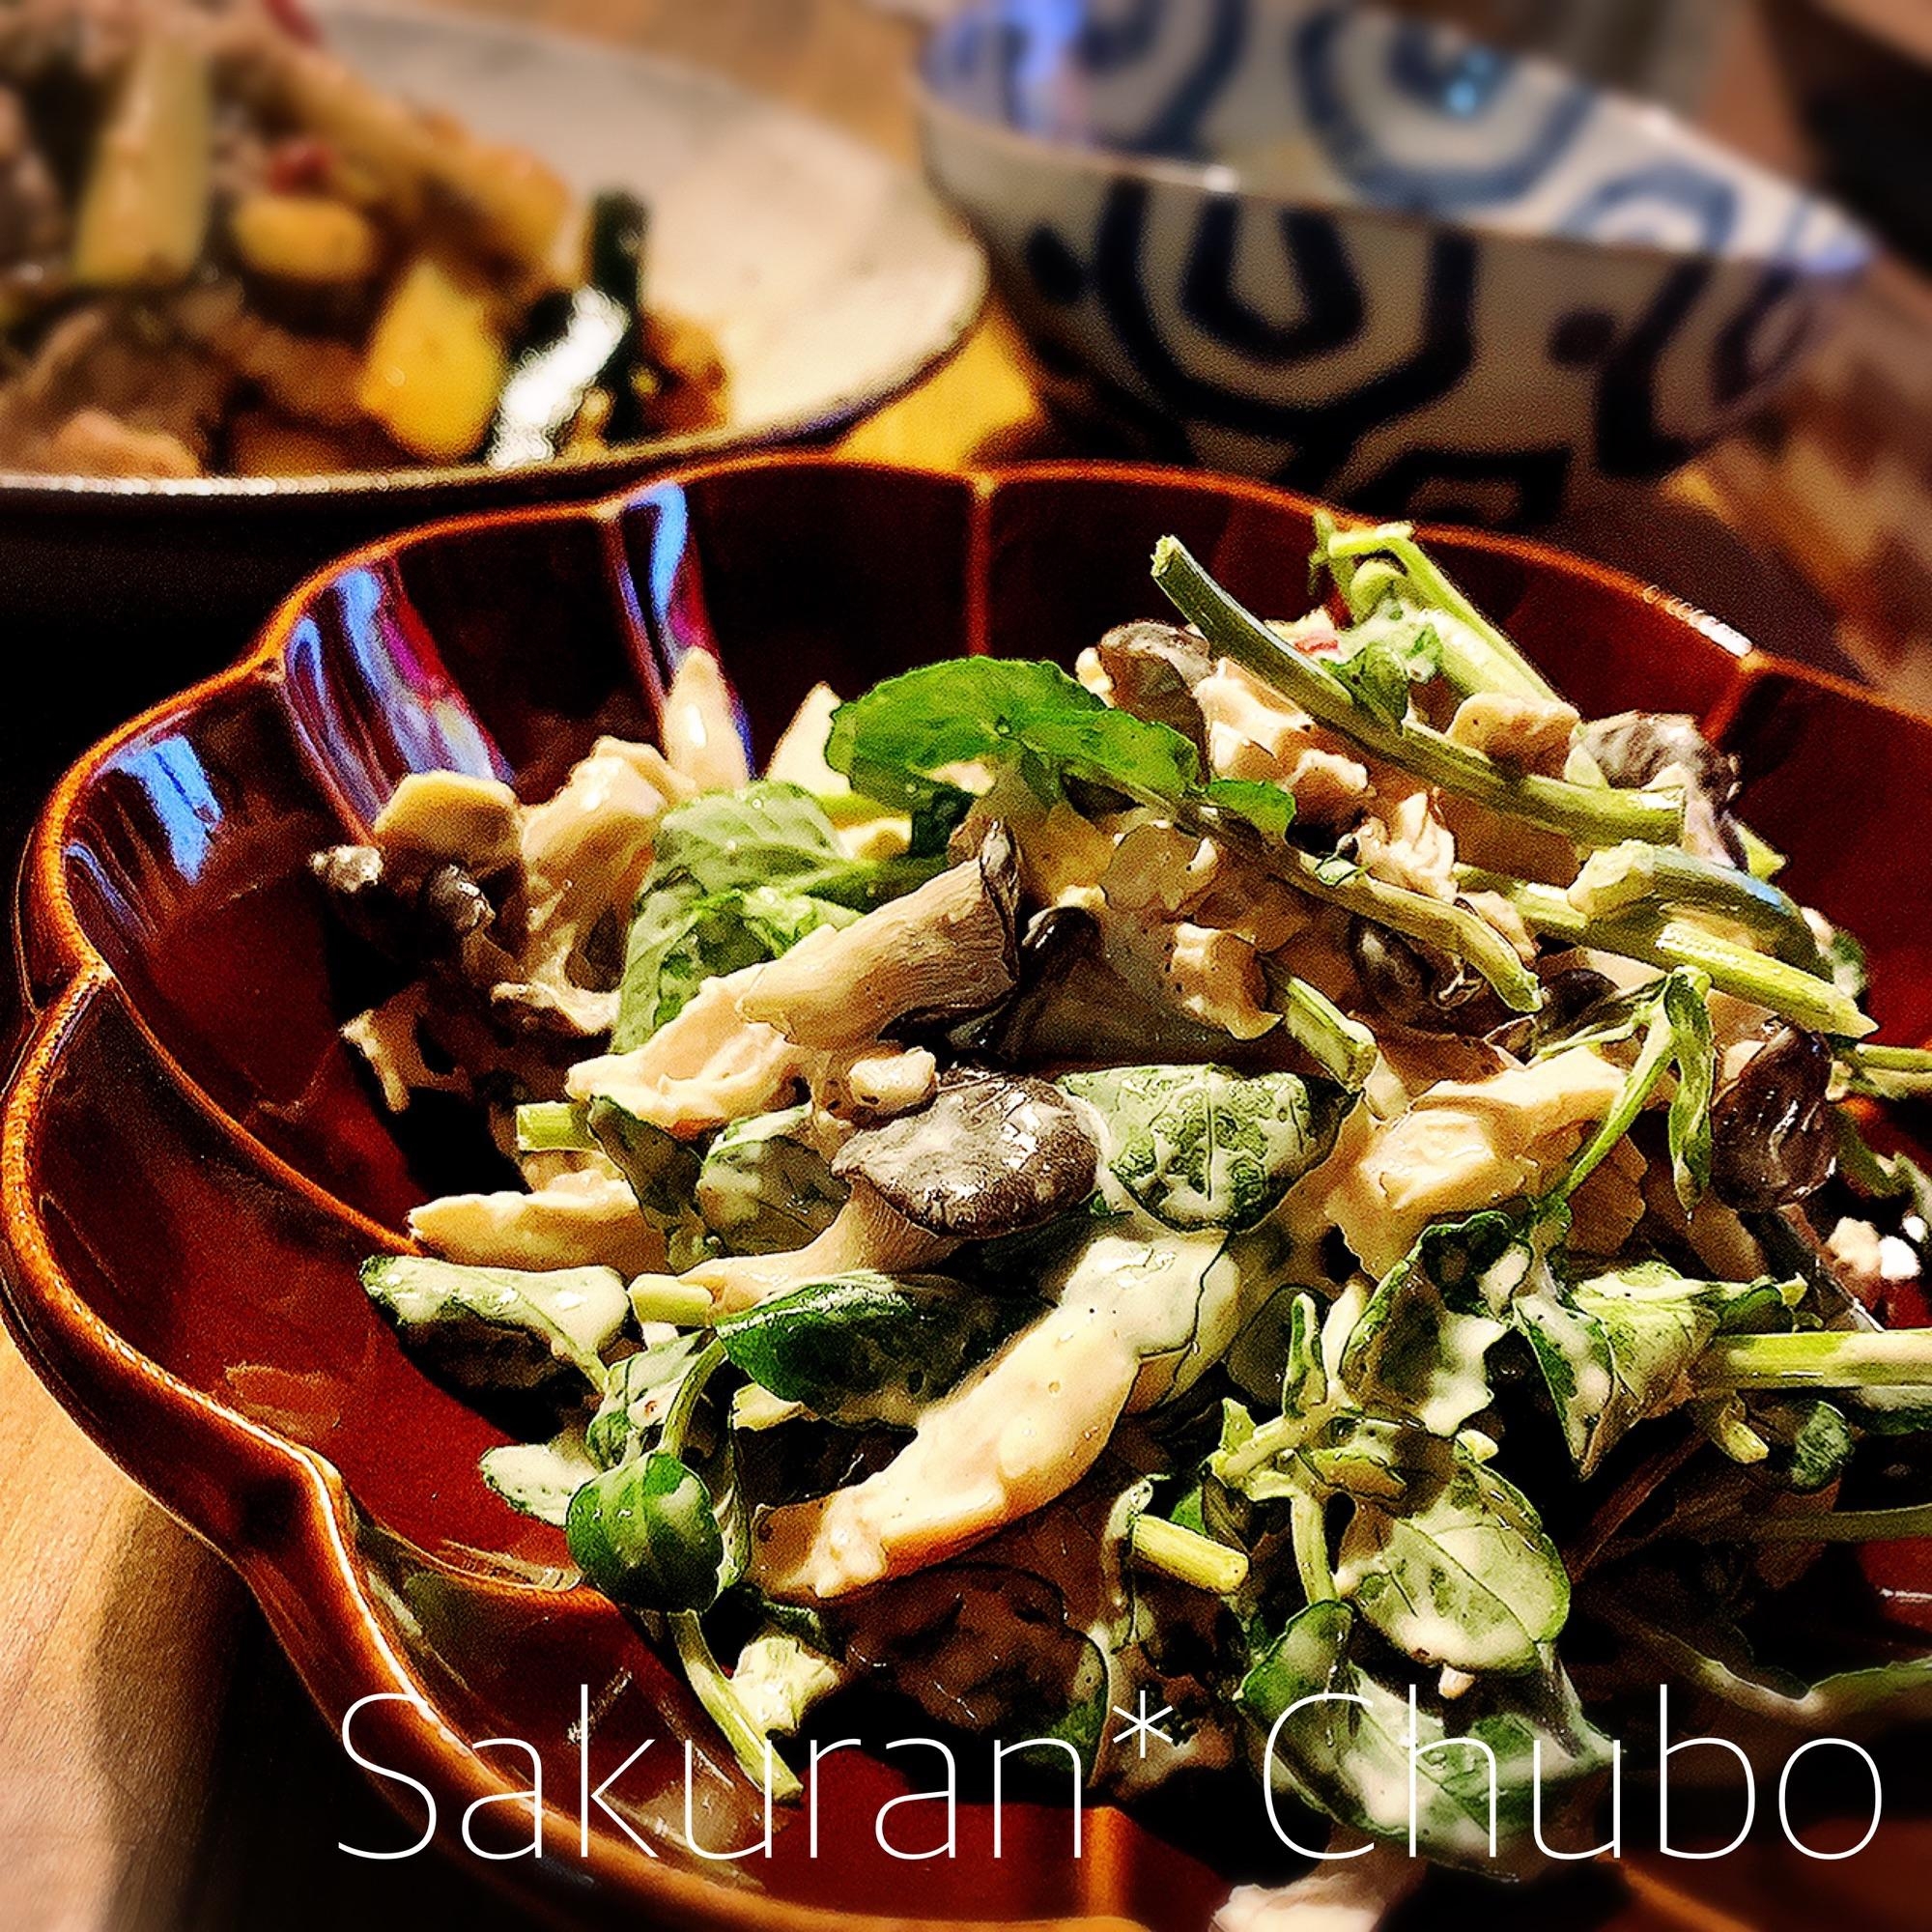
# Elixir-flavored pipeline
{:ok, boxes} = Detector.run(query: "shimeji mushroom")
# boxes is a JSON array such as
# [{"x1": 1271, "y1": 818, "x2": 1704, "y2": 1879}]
[
  {"x1": 1078, "y1": 619, "x2": 1214, "y2": 755},
  {"x1": 496, "y1": 738, "x2": 694, "y2": 1037},
  {"x1": 679, "y1": 1178, "x2": 959, "y2": 1313},
  {"x1": 1579, "y1": 712, "x2": 1746, "y2": 867},
  {"x1": 832, "y1": 1069, "x2": 1098, "y2": 1239},
  {"x1": 736, "y1": 825, "x2": 1021, "y2": 1047},
  {"x1": 310, "y1": 842, "x2": 509, "y2": 975}
]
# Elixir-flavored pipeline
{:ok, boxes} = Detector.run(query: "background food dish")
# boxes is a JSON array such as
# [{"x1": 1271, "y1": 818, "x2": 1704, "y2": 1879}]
[
  {"x1": 0, "y1": 0, "x2": 727, "y2": 479},
  {"x1": 8, "y1": 452, "x2": 1932, "y2": 1930},
  {"x1": 918, "y1": 0, "x2": 1870, "y2": 525},
  {"x1": 0, "y1": 0, "x2": 986, "y2": 637}
]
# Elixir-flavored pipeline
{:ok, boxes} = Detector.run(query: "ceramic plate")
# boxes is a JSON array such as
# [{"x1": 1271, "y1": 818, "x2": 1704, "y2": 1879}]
[
  {"x1": 6, "y1": 456, "x2": 1930, "y2": 1930},
  {"x1": 0, "y1": 2, "x2": 987, "y2": 633}
]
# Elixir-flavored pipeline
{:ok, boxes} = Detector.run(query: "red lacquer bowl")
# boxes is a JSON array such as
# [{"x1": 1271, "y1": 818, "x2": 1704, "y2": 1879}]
[{"x1": 6, "y1": 456, "x2": 1932, "y2": 1930}]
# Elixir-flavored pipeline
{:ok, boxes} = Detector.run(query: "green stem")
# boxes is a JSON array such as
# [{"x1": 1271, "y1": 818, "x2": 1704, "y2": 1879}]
[
  {"x1": 1455, "y1": 868, "x2": 1874, "y2": 1038},
  {"x1": 1569, "y1": 842, "x2": 1824, "y2": 973},
  {"x1": 1648, "y1": 919, "x2": 1871, "y2": 1038},
  {"x1": 657, "y1": 1339, "x2": 803, "y2": 1802},
  {"x1": 1319, "y1": 520, "x2": 1559, "y2": 703},
  {"x1": 1278, "y1": 840, "x2": 1543, "y2": 1013},
  {"x1": 1696, "y1": 1329, "x2": 1932, "y2": 1390},
  {"x1": 628, "y1": 1276, "x2": 718, "y2": 1328},
  {"x1": 1544, "y1": 987, "x2": 1679, "y2": 1207},
  {"x1": 1153, "y1": 537, "x2": 1682, "y2": 846},
  {"x1": 1697, "y1": 1501, "x2": 1932, "y2": 1543},
  {"x1": 1598, "y1": 1600, "x2": 1932, "y2": 1726},
  {"x1": 1851, "y1": 1044, "x2": 1932, "y2": 1071},
  {"x1": 1289, "y1": 1489, "x2": 1336, "y2": 1606},
  {"x1": 1187, "y1": 805, "x2": 1542, "y2": 1013},
  {"x1": 1841, "y1": 1042, "x2": 1932, "y2": 1100},
  {"x1": 515, "y1": 1101, "x2": 596, "y2": 1152},
  {"x1": 1262, "y1": 962, "x2": 1380, "y2": 1088},
  {"x1": 659, "y1": 1340, "x2": 724, "y2": 1460},
  {"x1": 670, "y1": 1612, "x2": 803, "y2": 1803},
  {"x1": 1131, "y1": 1515, "x2": 1251, "y2": 1594}
]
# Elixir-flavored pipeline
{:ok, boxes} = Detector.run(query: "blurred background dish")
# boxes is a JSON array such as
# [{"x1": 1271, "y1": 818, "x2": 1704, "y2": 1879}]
[
  {"x1": 0, "y1": 1, "x2": 730, "y2": 482},
  {"x1": 0, "y1": 0, "x2": 985, "y2": 637},
  {"x1": 917, "y1": 0, "x2": 1870, "y2": 526}
]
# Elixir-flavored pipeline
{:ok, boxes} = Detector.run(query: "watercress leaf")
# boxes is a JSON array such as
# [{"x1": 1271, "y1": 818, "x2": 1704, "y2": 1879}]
[
  {"x1": 585, "y1": 1097, "x2": 716, "y2": 1271},
  {"x1": 612, "y1": 783, "x2": 943, "y2": 1047},
  {"x1": 1343, "y1": 1271, "x2": 1507, "y2": 1439},
  {"x1": 1337, "y1": 1441, "x2": 1569, "y2": 1674},
  {"x1": 1204, "y1": 777, "x2": 1296, "y2": 840},
  {"x1": 566, "y1": 1451, "x2": 725, "y2": 1611},
  {"x1": 1758, "y1": 1398, "x2": 1855, "y2": 1492},
  {"x1": 1607, "y1": 1585, "x2": 1932, "y2": 1727},
  {"x1": 839, "y1": 1563, "x2": 1112, "y2": 1775},
  {"x1": 634, "y1": 883, "x2": 861, "y2": 1043},
  {"x1": 614, "y1": 878, "x2": 860, "y2": 1047},
  {"x1": 1327, "y1": 613, "x2": 1443, "y2": 726},
  {"x1": 361, "y1": 1255, "x2": 628, "y2": 1394},
  {"x1": 1542, "y1": 969, "x2": 1712, "y2": 1213},
  {"x1": 1844, "y1": 1386, "x2": 1932, "y2": 1435},
  {"x1": 1238, "y1": 1602, "x2": 1611, "y2": 1868},
  {"x1": 696, "y1": 1105, "x2": 849, "y2": 1255},
  {"x1": 479, "y1": 1428, "x2": 600, "y2": 1526},
  {"x1": 1514, "y1": 1264, "x2": 1799, "y2": 1477},
  {"x1": 715, "y1": 1272, "x2": 1042, "y2": 1426},
  {"x1": 649, "y1": 781, "x2": 854, "y2": 897},
  {"x1": 1337, "y1": 1210, "x2": 1529, "y2": 1435},
  {"x1": 1228, "y1": 1287, "x2": 1330, "y2": 1414},
  {"x1": 1062, "y1": 1065, "x2": 1351, "y2": 1232},
  {"x1": 584, "y1": 1330, "x2": 710, "y2": 1468},
  {"x1": 827, "y1": 658, "x2": 1201, "y2": 807}
]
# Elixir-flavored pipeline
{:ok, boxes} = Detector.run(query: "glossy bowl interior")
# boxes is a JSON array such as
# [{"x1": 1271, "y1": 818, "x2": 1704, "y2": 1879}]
[
  {"x1": 7, "y1": 455, "x2": 1932, "y2": 1929},
  {"x1": 917, "y1": 0, "x2": 1870, "y2": 522}
]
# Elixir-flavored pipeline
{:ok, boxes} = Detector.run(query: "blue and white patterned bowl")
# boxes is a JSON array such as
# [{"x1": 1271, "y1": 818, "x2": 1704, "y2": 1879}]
[{"x1": 917, "y1": 0, "x2": 1873, "y2": 525}]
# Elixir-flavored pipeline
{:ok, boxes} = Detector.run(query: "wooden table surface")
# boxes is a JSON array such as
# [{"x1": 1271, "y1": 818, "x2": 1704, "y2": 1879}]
[{"x1": 0, "y1": 4, "x2": 1908, "y2": 1929}]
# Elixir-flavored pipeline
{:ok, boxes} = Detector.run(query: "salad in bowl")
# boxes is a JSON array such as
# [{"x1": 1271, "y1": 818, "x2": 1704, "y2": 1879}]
[{"x1": 310, "y1": 513, "x2": 1932, "y2": 1917}]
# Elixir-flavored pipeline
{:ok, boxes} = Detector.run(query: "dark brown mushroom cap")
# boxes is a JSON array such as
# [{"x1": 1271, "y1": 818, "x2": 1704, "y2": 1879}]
[
  {"x1": 1711, "y1": 1026, "x2": 1837, "y2": 1210},
  {"x1": 310, "y1": 844, "x2": 495, "y2": 964},
  {"x1": 832, "y1": 1069, "x2": 1099, "y2": 1237},
  {"x1": 1578, "y1": 712, "x2": 1746, "y2": 867},
  {"x1": 1093, "y1": 621, "x2": 1213, "y2": 756}
]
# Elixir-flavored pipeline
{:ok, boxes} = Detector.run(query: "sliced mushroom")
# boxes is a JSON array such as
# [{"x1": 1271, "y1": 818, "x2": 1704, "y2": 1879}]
[
  {"x1": 503, "y1": 738, "x2": 687, "y2": 1037},
  {"x1": 1710, "y1": 1025, "x2": 1836, "y2": 1210},
  {"x1": 1087, "y1": 620, "x2": 1213, "y2": 755},
  {"x1": 736, "y1": 824, "x2": 1020, "y2": 1049},
  {"x1": 370, "y1": 769, "x2": 523, "y2": 877},
  {"x1": 1578, "y1": 712, "x2": 1745, "y2": 867},
  {"x1": 832, "y1": 1069, "x2": 1098, "y2": 1239}
]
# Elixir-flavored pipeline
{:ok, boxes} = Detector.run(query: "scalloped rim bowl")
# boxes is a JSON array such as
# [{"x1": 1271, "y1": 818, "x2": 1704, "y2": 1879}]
[{"x1": 7, "y1": 455, "x2": 1932, "y2": 1929}]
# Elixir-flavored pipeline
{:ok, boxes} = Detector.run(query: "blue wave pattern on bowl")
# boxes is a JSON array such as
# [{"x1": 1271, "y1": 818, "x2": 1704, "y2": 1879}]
[{"x1": 921, "y1": 0, "x2": 1871, "y2": 523}]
